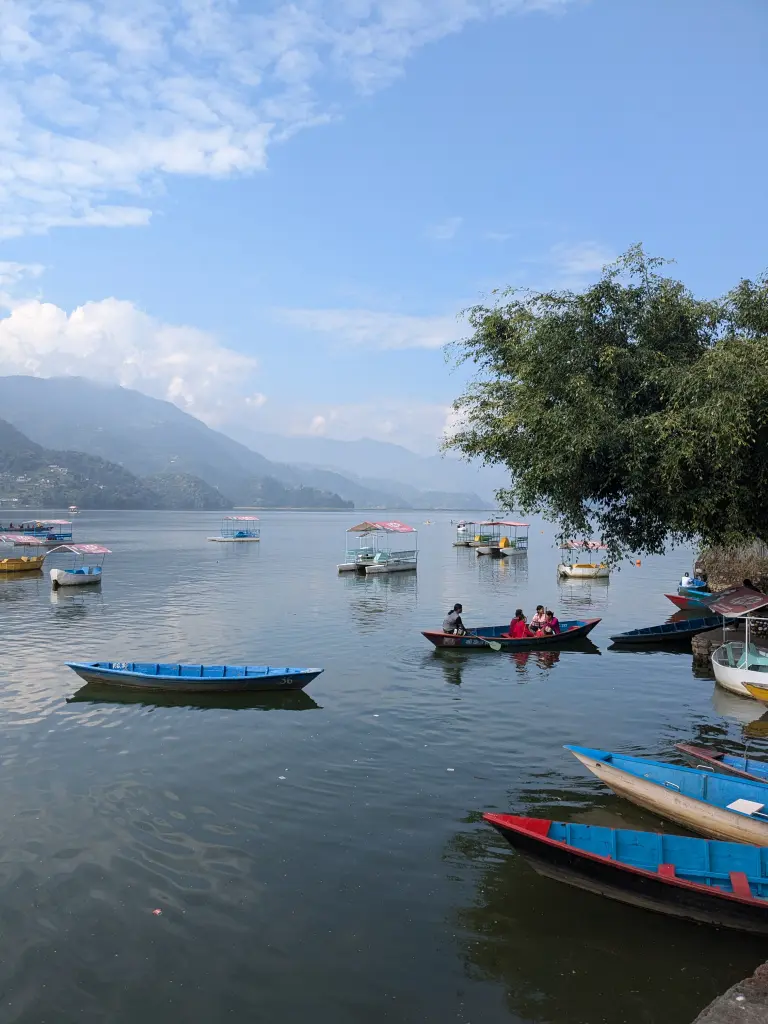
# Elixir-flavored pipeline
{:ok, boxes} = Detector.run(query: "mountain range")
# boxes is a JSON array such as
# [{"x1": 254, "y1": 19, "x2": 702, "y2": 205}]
[{"x1": 0, "y1": 376, "x2": 497, "y2": 509}]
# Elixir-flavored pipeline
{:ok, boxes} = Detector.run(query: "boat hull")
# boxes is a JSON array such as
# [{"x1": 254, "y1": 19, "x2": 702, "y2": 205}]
[
  {"x1": 0, "y1": 555, "x2": 46, "y2": 573},
  {"x1": 666, "y1": 593, "x2": 712, "y2": 610},
  {"x1": 610, "y1": 615, "x2": 724, "y2": 645},
  {"x1": 207, "y1": 537, "x2": 260, "y2": 542},
  {"x1": 675, "y1": 744, "x2": 768, "y2": 784},
  {"x1": 50, "y1": 567, "x2": 102, "y2": 587},
  {"x1": 558, "y1": 563, "x2": 610, "y2": 579},
  {"x1": 364, "y1": 560, "x2": 417, "y2": 574},
  {"x1": 485, "y1": 816, "x2": 768, "y2": 934},
  {"x1": 711, "y1": 646, "x2": 764, "y2": 698},
  {"x1": 422, "y1": 618, "x2": 600, "y2": 649},
  {"x1": 569, "y1": 749, "x2": 768, "y2": 845},
  {"x1": 65, "y1": 662, "x2": 323, "y2": 693}
]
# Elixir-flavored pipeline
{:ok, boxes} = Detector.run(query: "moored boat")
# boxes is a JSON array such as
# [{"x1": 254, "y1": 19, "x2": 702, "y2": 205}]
[
  {"x1": 567, "y1": 744, "x2": 768, "y2": 845},
  {"x1": 474, "y1": 520, "x2": 529, "y2": 557},
  {"x1": 557, "y1": 540, "x2": 609, "y2": 579},
  {"x1": 609, "y1": 615, "x2": 725, "y2": 645},
  {"x1": 65, "y1": 662, "x2": 323, "y2": 693},
  {"x1": 676, "y1": 743, "x2": 768, "y2": 784},
  {"x1": 666, "y1": 592, "x2": 714, "y2": 610},
  {"x1": 453, "y1": 521, "x2": 477, "y2": 547},
  {"x1": 208, "y1": 516, "x2": 261, "y2": 542},
  {"x1": 709, "y1": 587, "x2": 768, "y2": 698},
  {"x1": 49, "y1": 543, "x2": 111, "y2": 588},
  {"x1": 422, "y1": 618, "x2": 600, "y2": 649},
  {"x1": 484, "y1": 813, "x2": 768, "y2": 933},
  {"x1": 17, "y1": 519, "x2": 74, "y2": 545},
  {"x1": 337, "y1": 520, "x2": 418, "y2": 574},
  {"x1": 0, "y1": 534, "x2": 48, "y2": 572}
]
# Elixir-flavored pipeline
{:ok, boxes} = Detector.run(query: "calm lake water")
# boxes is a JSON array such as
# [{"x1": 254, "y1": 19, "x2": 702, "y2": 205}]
[{"x1": 2, "y1": 510, "x2": 767, "y2": 1024}]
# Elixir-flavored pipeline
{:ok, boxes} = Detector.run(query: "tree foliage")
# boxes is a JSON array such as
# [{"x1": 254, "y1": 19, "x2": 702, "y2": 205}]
[{"x1": 447, "y1": 245, "x2": 768, "y2": 557}]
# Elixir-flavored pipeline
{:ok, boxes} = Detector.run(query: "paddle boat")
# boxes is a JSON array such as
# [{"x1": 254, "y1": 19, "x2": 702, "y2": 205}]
[
  {"x1": 208, "y1": 516, "x2": 260, "y2": 542},
  {"x1": 65, "y1": 662, "x2": 324, "y2": 693},
  {"x1": 422, "y1": 618, "x2": 600, "y2": 649},
  {"x1": 557, "y1": 541, "x2": 610, "y2": 580},
  {"x1": 68, "y1": 505, "x2": 79, "y2": 515},
  {"x1": 609, "y1": 614, "x2": 725, "y2": 645},
  {"x1": 18, "y1": 519, "x2": 74, "y2": 544},
  {"x1": 49, "y1": 543, "x2": 111, "y2": 588},
  {"x1": 676, "y1": 744, "x2": 768, "y2": 784},
  {"x1": 484, "y1": 814, "x2": 768, "y2": 934},
  {"x1": 453, "y1": 521, "x2": 477, "y2": 547},
  {"x1": 0, "y1": 534, "x2": 48, "y2": 573},
  {"x1": 337, "y1": 521, "x2": 418, "y2": 575},
  {"x1": 708, "y1": 587, "x2": 768, "y2": 698},
  {"x1": 475, "y1": 520, "x2": 529, "y2": 557},
  {"x1": 567, "y1": 744, "x2": 768, "y2": 845}
]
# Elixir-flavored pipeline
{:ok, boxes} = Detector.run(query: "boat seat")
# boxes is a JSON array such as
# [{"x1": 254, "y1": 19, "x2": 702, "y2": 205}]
[
  {"x1": 657, "y1": 863, "x2": 676, "y2": 879},
  {"x1": 729, "y1": 871, "x2": 753, "y2": 899}
]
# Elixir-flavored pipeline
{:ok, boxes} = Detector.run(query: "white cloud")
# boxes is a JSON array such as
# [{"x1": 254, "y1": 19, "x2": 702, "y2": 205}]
[
  {"x1": 0, "y1": 294, "x2": 263, "y2": 422},
  {"x1": 549, "y1": 241, "x2": 615, "y2": 286},
  {"x1": 274, "y1": 307, "x2": 459, "y2": 349},
  {"x1": 0, "y1": 0, "x2": 576, "y2": 237},
  {"x1": 280, "y1": 399, "x2": 455, "y2": 453},
  {"x1": 426, "y1": 216, "x2": 463, "y2": 241}
]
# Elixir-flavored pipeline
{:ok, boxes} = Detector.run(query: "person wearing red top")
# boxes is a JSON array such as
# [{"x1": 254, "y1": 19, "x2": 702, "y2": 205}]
[
  {"x1": 507, "y1": 609, "x2": 533, "y2": 639},
  {"x1": 545, "y1": 610, "x2": 560, "y2": 634}
]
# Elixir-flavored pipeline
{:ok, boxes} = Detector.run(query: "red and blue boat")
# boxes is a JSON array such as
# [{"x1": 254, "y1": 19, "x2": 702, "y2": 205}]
[
  {"x1": 421, "y1": 618, "x2": 600, "y2": 649},
  {"x1": 484, "y1": 814, "x2": 768, "y2": 933}
]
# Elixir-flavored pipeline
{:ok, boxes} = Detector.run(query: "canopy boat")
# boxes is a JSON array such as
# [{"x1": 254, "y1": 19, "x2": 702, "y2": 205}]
[
  {"x1": 484, "y1": 814, "x2": 768, "y2": 934},
  {"x1": 676, "y1": 743, "x2": 768, "y2": 784},
  {"x1": 567, "y1": 744, "x2": 768, "y2": 845},
  {"x1": 65, "y1": 662, "x2": 324, "y2": 693},
  {"x1": 49, "y1": 543, "x2": 111, "y2": 588},
  {"x1": 68, "y1": 505, "x2": 79, "y2": 515},
  {"x1": 18, "y1": 520, "x2": 74, "y2": 545},
  {"x1": 208, "y1": 516, "x2": 260, "y2": 542},
  {"x1": 609, "y1": 614, "x2": 725, "y2": 645},
  {"x1": 453, "y1": 521, "x2": 477, "y2": 547},
  {"x1": 475, "y1": 520, "x2": 529, "y2": 557},
  {"x1": 337, "y1": 521, "x2": 418, "y2": 575},
  {"x1": 0, "y1": 534, "x2": 48, "y2": 573},
  {"x1": 557, "y1": 541, "x2": 610, "y2": 579},
  {"x1": 708, "y1": 587, "x2": 768, "y2": 698},
  {"x1": 422, "y1": 618, "x2": 600, "y2": 649}
]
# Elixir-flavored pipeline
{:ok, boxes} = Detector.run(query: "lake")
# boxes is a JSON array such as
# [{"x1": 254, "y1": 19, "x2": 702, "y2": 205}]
[{"x1": 1, "y1": 509, "x2": 766, "y2": 1024}]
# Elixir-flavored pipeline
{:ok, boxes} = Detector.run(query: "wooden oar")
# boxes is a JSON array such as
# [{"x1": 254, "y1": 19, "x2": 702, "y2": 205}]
[{"x1": 467, "y1": 631, "x2": 502, "y2": 652}]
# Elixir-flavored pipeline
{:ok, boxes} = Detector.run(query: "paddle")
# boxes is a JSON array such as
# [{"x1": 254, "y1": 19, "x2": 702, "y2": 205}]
[{"x1": 467, "y1": 631, "x2": 502, "y2": 651}]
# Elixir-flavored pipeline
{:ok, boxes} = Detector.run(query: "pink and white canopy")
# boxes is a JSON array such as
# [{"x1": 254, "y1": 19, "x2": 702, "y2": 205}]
[
  {"x1": 561, "y1": 540, "x2": 607, "y2": 550},
  {"x1": 0, "y1": 533, "x2": 47, "y2": 546},
  {"x1": 225, "y1": 516, "x2": 260, "y2": 521},
  {"x1": 480, "y1": 520, "x2": 529, "y2": 529},
  {"x1": 348, "y1": 520, "x2": 416, "y2": 534},
  {"x1": 38, "y1": 519, "x2": 72, "y2": 526},
  {"x1": 50, "y1": 544, "x2": 111, "y2": 555}
]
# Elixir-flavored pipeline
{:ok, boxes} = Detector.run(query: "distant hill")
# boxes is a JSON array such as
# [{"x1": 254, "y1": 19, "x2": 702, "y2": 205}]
[{"x1": 0, "y1": 377, "x2": 490, "y2": 509}]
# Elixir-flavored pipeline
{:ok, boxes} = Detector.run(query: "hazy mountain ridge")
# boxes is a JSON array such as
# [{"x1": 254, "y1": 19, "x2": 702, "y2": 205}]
[{"x1": 0, "y1": 377, "x2": 492, "y2": 509}]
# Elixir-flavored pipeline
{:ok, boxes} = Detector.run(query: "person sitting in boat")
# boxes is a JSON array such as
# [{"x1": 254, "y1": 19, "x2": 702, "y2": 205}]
[
  {"x1": 543, "y1": 610, "x2": 561, "y2": 635},
  {"x1": 529, "y1": 605, "x2": 547, "y2": 632},
  {"x1": 507, "y1": 609, "x2": 533, "y2": 639},
  {"x1": 680, "y1": 571, "x2": 693, "y2": 587},
  {"x1": 443, "y1": 603, "x2": 466, "y2": 635}
]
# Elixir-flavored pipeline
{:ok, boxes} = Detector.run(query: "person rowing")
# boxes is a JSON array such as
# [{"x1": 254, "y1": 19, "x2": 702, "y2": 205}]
[{"x1": 443, "y1": 603, "x2": 466, "y2": 635}]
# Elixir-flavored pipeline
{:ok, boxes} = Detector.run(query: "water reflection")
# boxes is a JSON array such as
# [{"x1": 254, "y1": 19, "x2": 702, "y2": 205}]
[
  {"x1": 430, "y1": 641, "x2": 601, "y2": 686},
  {"x1": 67, "y1": 683, "x2": 320, "y2": 712},
  {"x1": 556, "y1": 577, "x2": 610, "y2": 611},
  {"x1": 449, "y1": 816, "x2": 766, "y2": 1024},
  {"x1": 710, "y1": 684, "x2": 764, "y2": 725},
  {"x1": 342, "y1": 571, "x2": 417, "y2": 630}
]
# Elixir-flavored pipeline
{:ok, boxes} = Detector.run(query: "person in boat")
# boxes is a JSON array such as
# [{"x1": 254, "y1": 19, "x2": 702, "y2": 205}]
[
  {"x1": 680, "y1": 571, "x2": 693, "y2": 588},
  {"x1": 543, "y1": 609, "x2": 561, "y2": 635},
  {"x1": 507, "y1": 609, "x2": 533, "y2": 639},
  {"x1": 529, "y1": 605, "x2": 547, "y2": 631},
  {"x1": 443, "y1": 603, "x2": 466, "y2": 635}
]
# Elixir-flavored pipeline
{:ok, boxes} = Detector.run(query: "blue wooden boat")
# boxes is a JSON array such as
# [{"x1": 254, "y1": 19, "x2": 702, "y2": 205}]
[
  {"x1": 566, "y1": 745, "x2": 768, "y2": 845},
  {"x1": 484, "y1": 814, "x2": 768, "y2": 933},
  {"x1": 676, "y1": 744, "x2": 768, "y2": 784},
  {"x1": 65, "y1": 662, "x2": 323, "y2": 693},
  {"x1": 422, "y1": 618, "x2": 600, "y2": 649},
  {"x1": 609, "y1": 615, "x2": 725, "y2": 645}
]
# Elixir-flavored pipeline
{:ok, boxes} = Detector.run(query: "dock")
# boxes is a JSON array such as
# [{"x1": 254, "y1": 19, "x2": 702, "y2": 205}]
[{"x1": 692, "y1": 961, "x2": 768, "y2": 1022}]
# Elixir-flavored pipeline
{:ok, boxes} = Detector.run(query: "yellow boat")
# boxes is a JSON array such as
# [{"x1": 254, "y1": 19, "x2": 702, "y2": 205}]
[{"x1": 0, "y1": 533, "x2": 48, "y2": 572}]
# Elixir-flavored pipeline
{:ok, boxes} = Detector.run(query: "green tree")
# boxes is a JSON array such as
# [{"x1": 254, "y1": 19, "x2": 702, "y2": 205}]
[{"x1": 447, "y1": 246, "x2": 768, "y2": 557}]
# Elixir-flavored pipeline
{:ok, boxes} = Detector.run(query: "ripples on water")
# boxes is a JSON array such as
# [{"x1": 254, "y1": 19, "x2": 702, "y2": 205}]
[{"x1": 1, "y1": 510, "x2": 767, "y2": 1023}]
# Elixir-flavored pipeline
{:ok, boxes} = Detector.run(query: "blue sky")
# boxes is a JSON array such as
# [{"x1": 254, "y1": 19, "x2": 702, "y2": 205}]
[{"x1": 0, "y1": 0, "x2": 766, "y2": 454}]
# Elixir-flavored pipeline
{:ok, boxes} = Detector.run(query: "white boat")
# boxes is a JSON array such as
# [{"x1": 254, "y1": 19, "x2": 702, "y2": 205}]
[
  {"x1": 337, "y1": 520, "x2": 418, "y2": 574},
  {"x1": 49, "y1": 543, "x2": 111, "y2": 588},
  {"x1": 208, "y1": 516, "x2": 261, "y2": 542},
  {"x1": 453, "y1": 521, "x2": 477, "y2": 547},
  {"x1": 475, "y1": 520, "x2": 529, "y2": 557},
  {"x1": 557, "y1": 540, "x2": 610, "y2": 579},
  {"x1": 68, "y1": 505, "x2": 79, "y2": 515},
  {"x1": 709, "y1": 587, "x2": 768, "y2": 698}
]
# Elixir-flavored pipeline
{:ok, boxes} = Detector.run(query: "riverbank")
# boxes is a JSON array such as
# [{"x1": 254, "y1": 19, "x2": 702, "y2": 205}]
[{"x1": 692, "y1": 962, "x2": 768, "y2": 1022}]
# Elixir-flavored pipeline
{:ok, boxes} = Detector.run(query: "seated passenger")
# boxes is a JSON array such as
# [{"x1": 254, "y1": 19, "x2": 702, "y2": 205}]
[
  {"x1": 530, "y1": 605, "x2": 547, "y2": 632},
  {"x1": 507, "y1": 609, "x2": 533, "y2": 639},
  {"x1": 443, "y1": 603, "x2": 466, "y2": 635},
  {"x1": 542, "y1": 610, "x2": 560, "y2": 635}
]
